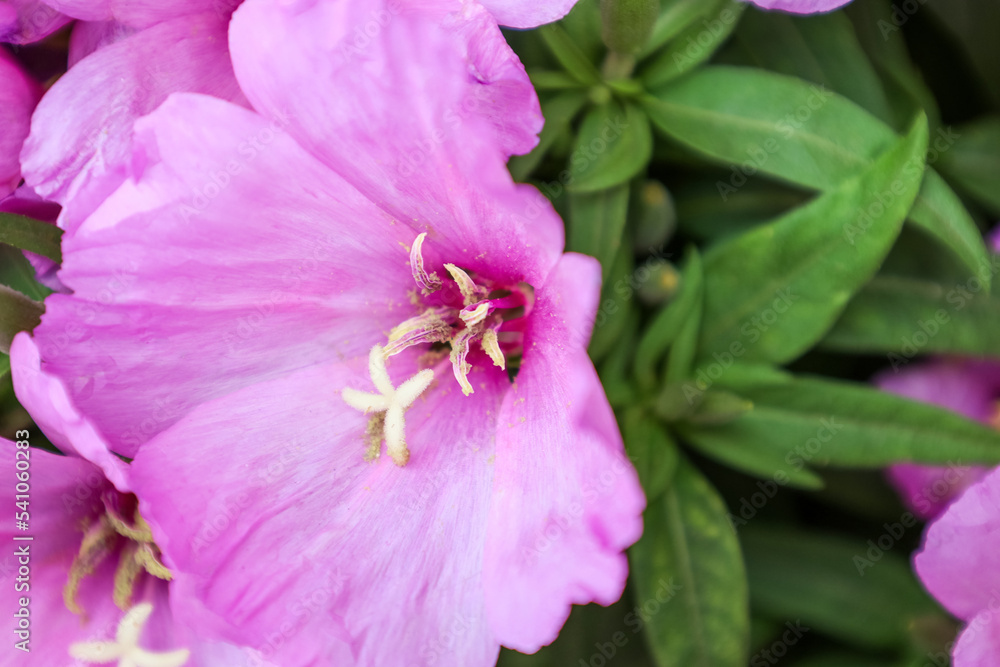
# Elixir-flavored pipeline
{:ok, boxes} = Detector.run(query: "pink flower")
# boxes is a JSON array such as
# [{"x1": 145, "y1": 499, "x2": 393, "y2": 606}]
[
  {"x1": 0, "y1": 0, "x2": 69, "y2": 43},
  {"x1": 746, "y1": 0, "x2": 853, "y2": 13},
  {"x1": 19, "y1": 0, "x2": 543, "y2": 231},
  {"x1": 915, "y1": 466, "x2": 1000, "y2": 665},
  {"x1": 875, "y1": 359, "x2": 1000, "y2": 519},
  {"x1": 19, "y1": 3, "x2": 248, "y2": 230},
  {"x1": 16, "y1": 1, "x2": 644, "y2": 664},
  {"x1": 0, "y1": 47, "x2": 40, "y2": 198},
  {"x1": 5, "y1": 334, "x2": 265, "y2": 665}
]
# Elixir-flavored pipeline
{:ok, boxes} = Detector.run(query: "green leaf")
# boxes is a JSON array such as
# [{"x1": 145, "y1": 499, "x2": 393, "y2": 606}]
[
  {"x1": 822, "y1": 273, "x2": 1000, "y2": 358},
  {"x1": 589, "y1": 237, "x2": 636, "y2": 362},
  {"x1": 526, "y1": 70, "x2": 584, "y2": 91},
  {"x1": 639, "y1": 1, "x2": 745, "y2": 89},
  {"x1": 633, "y1": 247, "x2": 702, "y2": 390},
  {"x1": 510, "y1": 91, "x2": 589, "y2": 182},
  {"x1": 732, "y1": 10, "x2": 893, "y2": 123},
  {"x1": 567, "y1": 183, "x2": 630, "y2": 278},
  {"x1": 0, "y1": 285, "x2": 43, "y2": 354},
  {"x1": 641, "y1": 0, "x2": 708, "y2": 57},
  {"x1": 0, "y1": 213, "x2": 62, "y2": 263},
  {"x1": 0, "y1": 244, "x2": 54, "y2": 302},
  {"x1": 622, "y1": 408, "x2": 680, "y2": 502},
  {"x1": 569, "y1": 101, "x2": 652, "y2": 192},
  {"x1": 597, "y1": 309, "x2": 641, "y2": 408},
  {"x1": 538, "y1": 23, "x2": 602, "y2": 85},
  {"x1": 938, "y1": 117, "x2": 1000, "y2": 216},
  {"x1": 641, "y1": 67, "x2": 990, "y2": 280},
  {"x1": 687, "y1": 374, "x2": 1000, "y2": 469},
  {"x1": 742, "y1": 525, "x2": 937, "y2": 650},
  {"x1": 678, "y1": 417, "x2": 825, "y2": 490},
  {"x1": 694, "y1": 115, "x2": 928, "y2": 365},
  {"x1": 630, "y1": 454, "x2": 749, "y2": 667}
]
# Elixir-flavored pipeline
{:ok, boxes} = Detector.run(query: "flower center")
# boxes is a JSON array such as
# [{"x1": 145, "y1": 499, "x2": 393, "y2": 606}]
[
  {"x1": 64, "y1": 490, "x2": 172, "y2": 618},
  {"x1": 340, "y1": 233, "x2": 533, "y2": 466}
]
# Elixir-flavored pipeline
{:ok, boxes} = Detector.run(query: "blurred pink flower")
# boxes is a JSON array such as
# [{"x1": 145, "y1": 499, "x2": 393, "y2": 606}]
[
  {"x1": 747, "y1": 0, "x2": 852, "y2": 13},
  {"x1": 916, "y1": 466, "x2": 1000, "y2": 665},
  {"x1": 875, "y1": 359, "x2": 1000, "y2": 519}
]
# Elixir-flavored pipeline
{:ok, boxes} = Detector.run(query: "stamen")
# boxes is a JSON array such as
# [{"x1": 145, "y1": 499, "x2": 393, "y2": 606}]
[
  {"x1": 409, "y1": 232, "x2": 442, "y2": 295},
  {"x1": 444, "y1": 264, "x2": 487, "y2": 306},
  {"x1": 459, "y1": 301, "x2": 493, "y2": 328},
  {"x1": 65, "y1": 517, "x2": 118, "y2": 617},
  {"x1": 481, "y1": 329, "x2": 506, "y2": 371},
  {"x1": 113, "y1": 542, "x2": 144, "y2": 610},
  {"x1": 384, "y1": 307, "x2": 454, "y2": 358},
  {"x1": 449, "y1": 329, "x2": 476, "y2": 396}
]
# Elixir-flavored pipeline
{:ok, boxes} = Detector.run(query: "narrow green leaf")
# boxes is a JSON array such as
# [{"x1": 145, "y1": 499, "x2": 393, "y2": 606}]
[
  {"x1": 630, "y1": 454, "x2": 749, "y2": 667},
  {"x1": 742, "y1": 525, "x2": 937, "y2": 649},
  {"x1": 695, "y1": 115, "x2": 928, "y2": 365},
  {"x1": 689, "y1": 375, "x2": 1000, "y2": 469},
  {"x1": 538, "y1": 23, "x2": 602, "y2": 85},
  {"x1": 823, "y1": 274, "x2": 1000, "y2": 358},
  {"x1": 590, "y1": 239, "x2": 637, "y2": 363},
  {"x1": 732, "y1": 10, "x2": 893, "y2": 123},
  {"x1": 640, "y1": 0, "x2": 707, "y2": 58},
  {"x1": 510, "y1": 91, "x2": 589, "y2": 182},
  {"x1": 641, "y1": 67, "x2": 990, "y2": 280},
  {"x1": 597, "y1": 308, "x2": 640, "y2": 408},
  {"x1": 664, "y1": 288, "x2": 702, "y2": 384},
  {"x1": 678, "y1": 419, "x2": 824, "y2": 490},
  {"x1": 938, "y1": 117, "x2": 1000, "y2": 216},
  {"x1": 622, "y1": 408, "x2": 680, "y2": 503},
  {"x1": 0, "y1": 285, "x2": 43, "y2": 354},
  {"x1": 633, "y1": 247, "x2": 702, "y2": 390},
  {"x1": 568, "y1": 102, "x2": 652, "y2": 193},
  {"x1": 567, "y1": 183, "x2": 630, "y2": 278},
  {"x1": 526, "y1": 70, "x2": 584, "y2": 91},
  {"x1": 0, "y1": 213, "x2": 62, "y2": 263},
  {"x1": 639, "y1": 0, "x2": 745, "y2": 89}
]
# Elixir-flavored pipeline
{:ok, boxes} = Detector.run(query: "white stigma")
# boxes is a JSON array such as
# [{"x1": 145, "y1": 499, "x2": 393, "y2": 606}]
[
  {"x1": 69, "y1": 602, "x2": 190, "y2": 667},
  {"x1": 341, "y1": 345, "x2": 434, "y2": 465}
]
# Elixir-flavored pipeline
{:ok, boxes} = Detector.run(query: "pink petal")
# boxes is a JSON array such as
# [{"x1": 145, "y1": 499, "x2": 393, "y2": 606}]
[
  {"x1": 746, "y1": 0, "x2": 853, "y2": 13},
  {"x1": 67, "y1": 19, "x2": 135, "y2": 67},
  {"x1": 875, "y1": 360, "x2": 999, "y2": 518},
  {"x1": 131, "y1": 356, "x2": 510, "y2": 666},
  {"x1": 41, "y1": 0, "x2": 240, "y2": 27},
  {"x1": 0, "y1": 441, "x2": 127, "y2": 663},
  {"x1": 952, "y1": 610, "x2": 1000, "y2": 667},
  {"x1": 10, "y1": 333, "x2": 131, "y2": 489},
  {"x1": 20, "y1": 12, "x2": 245, "y2": 229},
  {"x1": 0, "y1": 48, "x2": 40, "y2": 198},
  {"x1": 229, "y1": 0, "x2": 560, "y2": 283},
  {"x1": 477, "y1": 0, "x2": 578, "y2": 28},
  {"x1": 915, "y1": 466, "x2": 1000, "y2": 620},
  {"x1": 29, "y1": 93, "x2": 420, "y2": 456},
  {"x1": 0, "y1": 1, "x2": 70, "y2": 44},
  {"x1": 484, "y1": 253, "x2": 645, "y2": 651}
]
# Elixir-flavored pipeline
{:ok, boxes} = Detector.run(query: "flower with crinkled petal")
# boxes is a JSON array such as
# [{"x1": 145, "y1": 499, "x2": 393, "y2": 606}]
[
  {"x1": 915, "y1": 466, "x2": 1000, "y2": 666},
  {"x1": 17, "y1": 1, "x2": 645, "y2": 664},
  {"x1": 746, "y1": 0, "x2": 852, "y2": 13},
  {"x1": 875, "y1": 359, "x2": 1000, "y2": 519},
  {"x1": 19, "y1": 0, "x2": 544, "y2": 231},
  {"x1": 5, "y1": 334, "x2": 270, "y2": 666}
]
